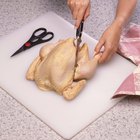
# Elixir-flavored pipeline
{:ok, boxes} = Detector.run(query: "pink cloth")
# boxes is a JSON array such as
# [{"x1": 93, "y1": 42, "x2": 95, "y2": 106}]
[
  {"x1": 118, "y1": 23, "x2": 140, "y2": 65},
  {"x1": 112, "y1": 66, "x2": 140, "y2": 98},
  {"x1": 113, "y1": 23, "x2": 140, "y2": 98}
]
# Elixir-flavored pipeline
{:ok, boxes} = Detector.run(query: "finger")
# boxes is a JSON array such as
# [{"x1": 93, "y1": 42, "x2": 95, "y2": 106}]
[
  {"x1": 99, "y1": 43, "x2": 113, "y2": 63},
  {"x1": 72, "y1": 3, "x2": 80, "y2": 20},
  {"x1": 94, "y1": 39, "x2": 105, "y2": 54},
  {"x1": 84, "y1": 4, "x2": 90, "y2": 20},
  {"x1": 75, "y1": 7, "x2": 87, "y2": 28},
  {"x1": 107, "y1": 46, "x2": 118, "y2": 61},
  {"x1": 106, "y1": 50, "x2": 114, "y2": 62},
  {"x1": 67, "y1": 0, "x2": 75, "y2": 17}
]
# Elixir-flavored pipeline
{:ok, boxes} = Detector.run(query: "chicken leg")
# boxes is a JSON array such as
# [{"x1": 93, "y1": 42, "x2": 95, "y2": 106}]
[{"x1": 74, "y1": 43, "x2": 101, "y2": 80}]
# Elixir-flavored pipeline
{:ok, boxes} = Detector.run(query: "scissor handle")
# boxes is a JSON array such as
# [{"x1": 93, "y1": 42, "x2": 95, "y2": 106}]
[
  {"x1": 40, "y1": 31, "x2": 54, "y2": 43},
  {"x1": 32, "y1": 28, "x2": 47, "y2": 37},
  {"x1": 28, "y1": 28, "x2": 54, "y2": 46}
]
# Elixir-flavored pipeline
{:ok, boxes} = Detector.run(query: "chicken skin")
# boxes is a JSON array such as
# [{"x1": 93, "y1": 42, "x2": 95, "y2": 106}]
[{"x1": 26, "y1": 38, "x2": 100, "y2": 100}]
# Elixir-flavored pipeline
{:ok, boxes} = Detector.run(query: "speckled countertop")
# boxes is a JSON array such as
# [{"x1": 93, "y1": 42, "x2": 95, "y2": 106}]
[{"x1": 0, "y1": 0, "x2": 140, "y2": 140}]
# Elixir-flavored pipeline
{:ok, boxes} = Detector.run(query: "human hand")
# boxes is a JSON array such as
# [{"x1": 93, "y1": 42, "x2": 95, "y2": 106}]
[
  {"x1": 67, "y1": 0, "x2": 90, "y2": 28},
  {"x1": 94, "y1": 20, "x2": 123, "y2": 63}
]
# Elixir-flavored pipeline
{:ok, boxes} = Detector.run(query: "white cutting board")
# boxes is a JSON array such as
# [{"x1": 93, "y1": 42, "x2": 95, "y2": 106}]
[{"x1": 0, "y1": 12, "x2": 136, "y2": 139}]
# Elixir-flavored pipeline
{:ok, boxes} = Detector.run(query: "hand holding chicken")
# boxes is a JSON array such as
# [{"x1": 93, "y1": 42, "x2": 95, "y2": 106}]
[{"x1": 26, "y1": 38, "x2": 101, "y2": 100}]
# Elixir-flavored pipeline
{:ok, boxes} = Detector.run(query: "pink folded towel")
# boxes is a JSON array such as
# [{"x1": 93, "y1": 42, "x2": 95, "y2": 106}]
[
  {"x1": 113, "y1": 23, "x2": 140, "y2": 98},
  {"x1": 118, "y1": 23, "x2": 140, "y2": 65},
  {"x1": 113, "y1": 66, "x2": 140, "y2": 98}
]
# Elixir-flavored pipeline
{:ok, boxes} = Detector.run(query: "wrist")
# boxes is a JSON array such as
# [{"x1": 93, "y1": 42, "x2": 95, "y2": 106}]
[{"x1": 113, "y1": 16, "x2": 126, "y2": 29}]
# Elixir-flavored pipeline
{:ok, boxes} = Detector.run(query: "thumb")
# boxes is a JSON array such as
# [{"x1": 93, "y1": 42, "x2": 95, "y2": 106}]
[{"x1": 94, "y1": 39, "x2": 105, "y2": 54}]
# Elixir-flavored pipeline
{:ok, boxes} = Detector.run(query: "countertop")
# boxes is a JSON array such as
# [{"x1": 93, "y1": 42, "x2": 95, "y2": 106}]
[{"x1": 0, "y1": 0, "x2": 140, "y2": 140}]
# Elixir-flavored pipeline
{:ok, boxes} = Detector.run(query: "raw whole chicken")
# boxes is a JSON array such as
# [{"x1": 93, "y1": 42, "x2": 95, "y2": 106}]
[{"x1": 26, "y1": 38, "x2": 101, "y2": 100}]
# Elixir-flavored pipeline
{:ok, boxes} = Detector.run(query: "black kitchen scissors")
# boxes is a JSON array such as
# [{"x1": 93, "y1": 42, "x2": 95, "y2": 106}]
[{"x1": 11, "y1": 27, "x2": 54, "y2": 57}]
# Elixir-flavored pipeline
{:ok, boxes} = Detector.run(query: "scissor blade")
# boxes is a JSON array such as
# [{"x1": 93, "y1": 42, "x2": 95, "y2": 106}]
[
  {"x1": 77, "y1": 38, "x2": 82, "y2": 47},
  {"x1": 74, "y1": 20, "x2": 84, "y2": 68},
  {"x1": 11, "y1": 47, "x2": 24, "y2": 57},
  {"x1": 76, "y1": 20, "x2": 84, "y2": 38},
  {"x1": 74, "y1": 37, "x2": 81, "y2": 66}
]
